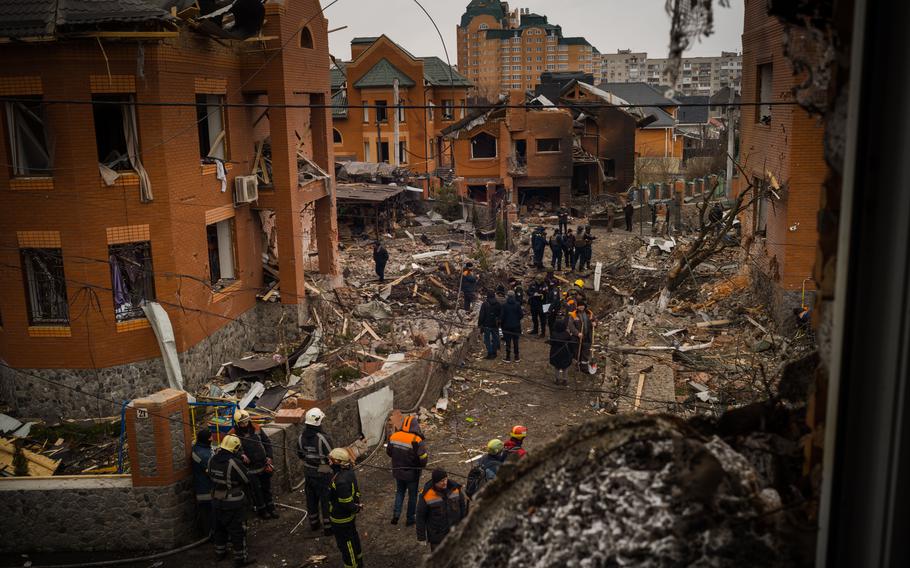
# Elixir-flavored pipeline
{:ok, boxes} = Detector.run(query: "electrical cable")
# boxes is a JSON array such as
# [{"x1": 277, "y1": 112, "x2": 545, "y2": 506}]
[{"x1": 28, "y1": 536, "x2": 210, "y2": 568}]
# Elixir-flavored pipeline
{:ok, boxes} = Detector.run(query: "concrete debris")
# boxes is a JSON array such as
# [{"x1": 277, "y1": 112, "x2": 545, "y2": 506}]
[{"x1": 353, "y1": 300, "x2": 393, "y2": 320}]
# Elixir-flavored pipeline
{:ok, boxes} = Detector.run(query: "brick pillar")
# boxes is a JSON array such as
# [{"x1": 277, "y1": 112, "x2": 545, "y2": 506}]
[
  {"x1": 125, "y1": 389, "x2": 192, "y2": 487},
  {"x1": 310, "y1": 92, "x2": 339, "y2": 278}
]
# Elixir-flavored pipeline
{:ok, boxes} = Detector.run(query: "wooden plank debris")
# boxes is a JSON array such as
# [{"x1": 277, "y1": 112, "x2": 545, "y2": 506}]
[
  {"x1": 634, "y1": 373, "x2": 646, "y2": 410},
  {"x1": 625, "y1": 317, "x2": 634, "y2": 337},
  {"x1": 361, "y1": 322, "x2": 381, "y2": 341},
  {"x1": 0, "y1": 438, "x2": 60, "y2": 477},
  {"x1": 695, "y1": 319, "x2": 732, "y2": 328},
  {"x1": 594, "y1": 262, "x2": 603, "y2": 292}
]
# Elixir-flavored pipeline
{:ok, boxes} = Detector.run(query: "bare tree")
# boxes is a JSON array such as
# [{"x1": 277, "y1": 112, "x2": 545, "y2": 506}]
[{"x1": 663, "y1": 155, "x2": 776, "y2": 293}]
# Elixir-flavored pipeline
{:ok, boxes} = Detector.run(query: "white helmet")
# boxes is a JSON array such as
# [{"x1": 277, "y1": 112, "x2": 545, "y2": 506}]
[{"x1": 305, "y1": 407, "x2": 325, "y2": 426}]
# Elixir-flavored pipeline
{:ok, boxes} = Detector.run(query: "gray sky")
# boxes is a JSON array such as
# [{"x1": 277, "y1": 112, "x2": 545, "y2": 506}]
[{"x1": 326, "y1": 0, "x2": 744, "y2": 62}]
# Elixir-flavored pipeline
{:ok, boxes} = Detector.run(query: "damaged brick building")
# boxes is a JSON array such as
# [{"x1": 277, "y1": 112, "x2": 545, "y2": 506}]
[{"x1": 0, "y1": 0, "x2": 340, "y2": 419}]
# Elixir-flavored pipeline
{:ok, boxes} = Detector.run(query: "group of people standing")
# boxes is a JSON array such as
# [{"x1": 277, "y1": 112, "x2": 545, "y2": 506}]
[{"x1": 531, "y1": 224, "x2": 596, "y2": 272}]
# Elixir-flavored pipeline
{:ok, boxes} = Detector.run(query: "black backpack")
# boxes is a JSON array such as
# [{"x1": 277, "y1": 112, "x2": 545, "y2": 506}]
[{"x1": 465, "y1": 465, "x2": 486, "y2": 498}]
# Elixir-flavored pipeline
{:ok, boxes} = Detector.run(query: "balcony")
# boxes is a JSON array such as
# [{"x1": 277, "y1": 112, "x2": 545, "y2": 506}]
[{"x1": 508, "y1": 155, "x2": 528, "y2": 176}]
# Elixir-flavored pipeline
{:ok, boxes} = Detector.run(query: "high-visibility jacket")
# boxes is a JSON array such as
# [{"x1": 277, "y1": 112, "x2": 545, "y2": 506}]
[
  {"x1": 207, "y1": 449, "x2": 249, "y2": 505},
  {"x1": 386, "y1": 415, "x2": 428, "y2": 482},
  {"x1": 416, "y1": 480, "x2": 468, "y2": 544},
  {"x1": 298, "y1": 424, "x2": 333, "y2": 475},
  {"x1": 329, "y1": 466, "x2": 361, "y2": 525}
]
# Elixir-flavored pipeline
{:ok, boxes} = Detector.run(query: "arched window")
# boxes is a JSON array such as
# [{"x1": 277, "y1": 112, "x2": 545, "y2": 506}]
[
  {"x1": 300, "y1": 27, "x2": 314, "y2": 49},
  {"x1": 333, "y1": 128, "x2": 342, "y2": 144},
  {"x1": 470, "y1": 132, "x2": 497, "y2": 159}
]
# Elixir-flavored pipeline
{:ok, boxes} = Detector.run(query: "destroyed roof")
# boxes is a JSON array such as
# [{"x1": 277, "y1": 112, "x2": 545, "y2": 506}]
[
  {"x1": 560, "y1": 81, "x2": 647, "y2": 121},
  {"x1": 676, "y1": 95, "x2": 710, "y2": 124},
  {"x1": 331, "y1": 64, "x2": 347, "y2": 90},
  {"x1": 336, "y1": 183, "x2": 405, "y2": 203},
  {"x1": 421, "y1": 56, "x2": 473, "y2": 87},
  {"x1": 710, "y1": 86, "x2": 741, "y2": 106},
  {"x1": 440, "y1": 94, "x2": 508, "y2": 137},
  {"x1": 332, "y1": 89, "x2": 348, "y2": 119},
  {"x1": 336, "y1": 161, "x2": 398, "y2": 179},
  {"x1": 0, "y1": 0, "x2": 172, "y2": 39},
  {"x1": 353, "y1": 58, "x2": 417, "y2": 88}
]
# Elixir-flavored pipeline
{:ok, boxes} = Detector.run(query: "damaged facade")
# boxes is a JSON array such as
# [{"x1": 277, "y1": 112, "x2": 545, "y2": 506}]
[
  {"x1": 737, "y1": 0, "x2": 825, "y2": 324},
  {"x1": 0, "y1": 0, "x2": 339, "y2": 419},
  {"x1": 330, "y1": 35, "x2": 472, "y2": 182}
]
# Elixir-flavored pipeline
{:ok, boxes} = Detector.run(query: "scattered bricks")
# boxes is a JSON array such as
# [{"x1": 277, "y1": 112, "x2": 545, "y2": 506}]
[{"x1": 275, "y1": 408, "x2": 306, "y2": 424}]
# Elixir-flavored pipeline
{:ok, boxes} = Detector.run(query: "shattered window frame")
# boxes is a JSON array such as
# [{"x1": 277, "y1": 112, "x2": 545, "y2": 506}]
[
  {"x1": 206, "y1": 218, "x2": 238, "y2": 289},
  {"x1": 442, "y1": 99, "x2": 455, "y2": 121},
  {"x1": 756, "y1": 62, "x2": 773, "y2": 124},
  {"x1": 470, "y1": 132, "x2": 497, "y2": 159},
  {"x1": 375, "y1": 100, "x2": 388, "y2": 124},
  {"x1": 108, "y1": 241, "x2": 156, "y2": 322},
  {"x1": 92, "y1": 94, "x2": 135, "y2": 172},
  {"x1": 3, "y1": 96, "x2": 52, "y2": 177},
  {"x1": 196, "y1": 94, "x2": 228, "y2": 161},
  {"x1": 20, "y1": 247, "x2": 69, "y2": 326}
]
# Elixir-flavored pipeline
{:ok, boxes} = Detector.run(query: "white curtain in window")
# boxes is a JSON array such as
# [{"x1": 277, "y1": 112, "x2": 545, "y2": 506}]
[
  {"x1": 205, "y1": 95, "x2": 226, "y2": 160},
  {"x1": 122, "y1": 98, "x2": 153, "y2": 202}
]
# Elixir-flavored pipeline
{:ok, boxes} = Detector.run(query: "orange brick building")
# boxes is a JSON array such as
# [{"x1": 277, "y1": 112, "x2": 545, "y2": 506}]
[
  {"x1": 0, "y1": 0, "x2": 339, "y2": 418},
  {"x1": 458, "y1": 1, "x2": 596, "y2": 100},
  {"x1": 330, "y1": 36, "x2": 471, "y2": 175},
  {"x1": 738, "y1": 0, "x2": 825, "y2": 321}
]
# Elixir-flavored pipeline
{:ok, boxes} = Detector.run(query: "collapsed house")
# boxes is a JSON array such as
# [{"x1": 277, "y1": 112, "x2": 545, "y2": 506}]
[{"x1": 0, "y1": 0, "x2": 340, "y2": 420}]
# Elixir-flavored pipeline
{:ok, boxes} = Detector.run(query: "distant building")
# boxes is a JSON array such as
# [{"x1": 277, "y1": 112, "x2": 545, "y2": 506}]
[
  {"x1": 330, "y1": 36, "x2": 472, "y2": 176},
  {"x1": 644, "y1": 52, "x2": 742, "y2": 97},
  {"x1": 457, "y1": 1, "x2": 597, "y2": 100},
  {"x1": 594, "y1": 49, "x2": 648, "y2": 85},
  {"x1": 737, "y1": 0, "x2": 825, "y2": 323},
  {"x1": 596, "y1": 83, "x2": 683, "y2": 160}
]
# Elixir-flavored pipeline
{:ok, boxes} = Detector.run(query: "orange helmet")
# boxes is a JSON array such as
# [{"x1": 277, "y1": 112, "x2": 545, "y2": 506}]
[{"x1": 510, "y1": 425, "x2": 527, "y2": 439}]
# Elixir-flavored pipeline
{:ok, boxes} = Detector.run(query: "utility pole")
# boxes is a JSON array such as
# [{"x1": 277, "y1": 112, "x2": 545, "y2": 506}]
[
  {"x1": 393, "y1": 78, "x2": 400, "y2": 167},
  {"x1": 724, "y1": 86, "x2": 736, "y2": 198}
]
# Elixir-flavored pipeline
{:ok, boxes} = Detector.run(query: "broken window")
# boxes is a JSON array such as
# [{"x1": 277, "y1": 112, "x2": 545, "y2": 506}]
[
  {"x1": 375, "y1": 100, "x2": 388, "y2": 123},
  {"x1": 93, "y1": 95, "x2": 133, "y2": 171},
  {"x1": 333, "y1": 128, "x2": 342, "y2": 144},
  {"x1": 442, "y1": 99, "x2": 455, "y2": 121},
  {"x1": 399, "y1": 141, "x2": 408, "y2": 164},
  {"x1": 21, "y1": 248, "x2": 69, "y2": 325},
  {"x1": 471, "y1": 132, "x2": 497, "y2": 159},
  {"x1": 300, "y1": 27, "x2": 314, "y2": 49},
  {"x1": 109, "y1": 241, "x2": 155, "y2": 322},
  {"x1": 196, "y1": 94, "x2": 227, "y2": 161},
  {"x1": 537, "y1": 138, "x2": 561, "y2": 152},
  {"x1": 4, "y1": 97, "x2": 52, "y2": 176},
  {"x1": 206, "y1": 219, "x2": 237, "y2": 287},
  {"x1": 378, "y1": 140, "x2": 390, "y2": 163},
  {"x1": 757, "y1": 63, "x2": 772, "y2": 124},
  {"x1": 603, "y1": 158, "x2": 616, "y2": 178}
]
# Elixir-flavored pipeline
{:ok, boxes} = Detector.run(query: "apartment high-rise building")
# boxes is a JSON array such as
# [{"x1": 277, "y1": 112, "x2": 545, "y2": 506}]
[
  {"x1": 457, "y1": 1, "x2": 596, "y2": 100},
  {"x1": 594, "y1": 49, "x2": 648, "y2": 84},
  {"x1": 643, "y1": 52, "x2": 742, "y2": 96}
]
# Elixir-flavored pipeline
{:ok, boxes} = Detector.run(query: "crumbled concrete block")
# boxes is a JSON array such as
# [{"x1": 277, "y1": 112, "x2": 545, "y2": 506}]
[{"x1": 275, "y1": 409, "x2": 305, "y2": 424}]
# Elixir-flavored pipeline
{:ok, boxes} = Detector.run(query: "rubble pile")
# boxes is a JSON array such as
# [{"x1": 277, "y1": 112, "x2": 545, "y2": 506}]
[{"x1": 1, "y1": 413, "x2": 121, "y2": 476}]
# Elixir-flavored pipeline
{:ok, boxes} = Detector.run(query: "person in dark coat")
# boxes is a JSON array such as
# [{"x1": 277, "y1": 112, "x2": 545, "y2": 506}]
[
  {"x1": 500, "y1": 291, "x2": 524, "y2": 362},
  {"x1": 530, "y1": 227, "x2": 547, "y2": 269},
  {"x1": 230, "y1": 410, "x2": 277, "y2": 519},
  {"x1": 562, "y1": 230, "x2": 576, "y2": 272},
  {"x1": 460, "y1": 263, "x2": 478, "y2": 311},
  {"x1": 208, "y1": 435, "x2": 254, "y2": 567},
  {"x1": 416, "y1": 469, "x2": 468, "y2": 552},
  {"x1": 386, "y1": 414, "x2": 428, "y2": 526},
  {"x1": 624, "y1": 201, "x2": 635, "y2": 231},
  {"x1": 579, "y1": 227, "x2": 596, "y2": 270},
  {"x1": 477, "y1": 291, "x2": 502, "y2": 359},
  {"x1": 508, "y1": 277, "x2": 525, "y2": 306},
  {"x1": 549, "y1": 230, "x2": 563, "y2": 270},
  {"x1": 328, "y1": 448, "x2": 363, "y2": 568},
  {"x1": 372, "y1": 241, "x2": 389, "y2": 282},
  {"x1": 548, "y1": 318, "x2": 574, "y2": 385},
  {"x1": 557, "y1": 206, "x2": 570, "y2": 233},
  {"x1": 527, "y1": 276, "x2": 547, "y2": 336},
  {"x1": 298, "y1": 407, "x2": 334, "y2": 534},
  {"x1": 567, "y1": 299, "x2": 596, "y2": 369},
  {"x1": 545, "y1": 282, "x2": 562, "y2": 335},
  {"x1": 191, "y1": 429, "x2": 214, "y2": 538}
]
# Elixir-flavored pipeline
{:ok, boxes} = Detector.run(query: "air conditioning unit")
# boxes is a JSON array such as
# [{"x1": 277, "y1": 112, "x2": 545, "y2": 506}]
[{"x1": 234, "y1": 175, "x2": 259, "y2": 204}]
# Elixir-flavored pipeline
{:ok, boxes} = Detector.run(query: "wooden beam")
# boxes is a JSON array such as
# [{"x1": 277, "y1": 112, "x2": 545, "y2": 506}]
[
  {"x1": 0, "y1": 438, "x2": 60, "y2": 477},
  {"x1": 634, "y1": 373, "x2": 646, "y2": 410},
  {"x1": 67, "y1": 31, "x2": 179, "y2": 39}
]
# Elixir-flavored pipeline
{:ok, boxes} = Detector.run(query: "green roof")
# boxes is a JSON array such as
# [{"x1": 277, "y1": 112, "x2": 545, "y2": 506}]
[
  {"x1": 460, "y1": 0, "x2": 505, "y2": 28},
  {"x1": 332, "y1": 89, "x2": 347, "y2": 119},
  {"x1": 421, "y1": 57, "x2": 473, "y2": 87},
  {"x1": 331, "y1": 66, "x2": 346, "y2": 90},
  {"x1": 353, "y1": 58, "x2": 417, "y2": 89},
  {"x1": 559, "y1": 37, "x2": 592, "y2": 46},
  {"x1": 520, "y1": 13, "x2": 548, "y2": 27}
]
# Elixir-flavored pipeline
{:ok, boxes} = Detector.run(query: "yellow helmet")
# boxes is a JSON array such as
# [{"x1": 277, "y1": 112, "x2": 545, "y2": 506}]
[
  {"x1": 220, "y1": 434, "x2": 242, "y2": 453},
  {"x1": 574, "y1": 279, "x2": 584, "y2": 288},
  {"x1": 487, "y1": 439, "x2": 504, "y2": 454},
  {"x1": 329, "y1": 448, "x2": 352, "y2": 464},
  {"x1": 234, "y1": 409, "x2": 251, "y2": 425}
]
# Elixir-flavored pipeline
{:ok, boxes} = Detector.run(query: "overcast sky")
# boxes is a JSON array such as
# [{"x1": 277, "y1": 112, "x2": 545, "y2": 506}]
[{"x1": 326, "y1": 0, "x2": 744, "y2": 62}]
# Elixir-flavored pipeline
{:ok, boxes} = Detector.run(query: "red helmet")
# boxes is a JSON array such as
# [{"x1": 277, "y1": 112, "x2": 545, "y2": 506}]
[{"x1": 510, "y1": 425, "x2": 527, "y2": 439}]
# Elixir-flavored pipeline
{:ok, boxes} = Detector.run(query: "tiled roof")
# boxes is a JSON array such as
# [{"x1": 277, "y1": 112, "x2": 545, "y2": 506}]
[
  {"x1": 353, "y1": 58, "x2": 416, "y2": 89},
  {"x1": 677, "y1": 95, "x2": 710, "y2": 124},
  {"x1": 421, "y1": 57, "x2": 472, "y2": 87},
  {"x1": 597, "y1": 82, "x2": 679, "y2": 107},
  {"x1": 331, "y1": 89, "x2": 347, "y2": 119},
  {"x1": 331, "y1": 65, "x2": 347, "y2": 90},
  {"x1": 0, "y1": 0, "x2": 172, "y2": 39}
]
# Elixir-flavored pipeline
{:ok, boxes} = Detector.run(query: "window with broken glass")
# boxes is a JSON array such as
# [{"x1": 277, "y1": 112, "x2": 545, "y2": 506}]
[
  {"x1": 3, "y1": 97, "x2": 52, "y2": 177},
  {"x1": 196, "y1": 94, "x2": 228, "y2": 161},
  {"x1": 93, "y1": 95, "x2": 135, "y2": 172},
  {"x1": 442, "y1": 100, "x2": 455, "y2": 121},
  {"x1": 20, "y1": 248, "x2": 69, "y2": 325},
  {"x1": 206, "y1": 218, "x2": 237, "y2": 289},
  {"x1": 109, "y1": 241, "x2": 156, "y2": 322},
  {"x1": 375, "y1": 100, "x2": 388, "y2": 123}
]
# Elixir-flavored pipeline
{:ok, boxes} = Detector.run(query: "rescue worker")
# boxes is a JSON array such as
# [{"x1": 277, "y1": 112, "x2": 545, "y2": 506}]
[
  {"x1": 416, "y1": 469, "x2": 468, "y2": 552},
  {"x1": 562, "y1": 228, "x2": 576, "y2": 272},
  {"x1": 568, "y1": 299, "x2": 596, "y2": 369},
  {"x1": 500, "y1": 290, "x2": 524, "y2": 363},
  {"x1": 298, "y1": 407, "x2": 334, "y2": 535},
  {"x1": 531, "y1": 227, "x2": 547, "y2": 269},
  {"x1": 231, "y1": 410, "x2": 277, "y2": 519},
  {"x1": 480, "y1": 439, "x2": 507, "y2": 481},
  {"x1": 460, "y1": 263, "x2": 478, "y2": 311},
  {"x1": 372, "y1": 241, "x2": 389, "y2": 283},
  {"x1": 191, "y1": 429, "x2": 214, "y2": 538},
  {"x1": 624, "y1": 200, "x2": 635, "y2": 232},
  {"x1": 579, "y1": 226, "x2": 596, "y2": 270},
  {"x1": 328, "y1": 448, "x2": 363, "y2": 568},
  {"x1": 527, "y1": 276, "x2": 548, "y2": 337},
  {"x1": 508, "y1": 277, "x2": 525, "y2": 306},
  {"x1": 504, "y1": 425, "x2": 528, "y2": 459},
  {"x1": 386, "y1": 414, "x2": 428, "y2": 527},
  {"x1": 207, "y1": 435, "x2": 254, "y2": 567},
  {"x1": 478, "y1": 291, "x2": 502, "y2": 359},
  {"x1": 557, "y1": 206, "x2": 570, "y2": 233},
  {"x1": 549, "y1": 229, "x2": 563, "y2": 270},
  {"x1": 573, "y1": 279, "x2": 588, "y2": 307}
]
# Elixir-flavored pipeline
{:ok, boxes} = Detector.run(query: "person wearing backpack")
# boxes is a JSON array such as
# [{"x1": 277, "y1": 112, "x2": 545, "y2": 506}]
[
  {"x1": 466, "y1": 439, "x2": 507, "y2": 499},
  {"x1": 386, "y1": 414, "x2": 428, "y2": 526}
]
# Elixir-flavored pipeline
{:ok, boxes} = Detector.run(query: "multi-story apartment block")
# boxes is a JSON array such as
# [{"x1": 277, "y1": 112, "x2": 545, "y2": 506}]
[
  {"x1": 0, "y1": 0, "x2": 339, "y2": 419},
  {"x1": 330, "y1": 36, "x2": 472, "y2": 173},
  {"x1": 594, "y1": 49, "x2": 648, "y2": 85},
  {"x1": 457, "y1": 1, "x2": 596, "y2": 100},
  {"x1": 644, "y1": 52, "x2": 742, "y2": 96}
]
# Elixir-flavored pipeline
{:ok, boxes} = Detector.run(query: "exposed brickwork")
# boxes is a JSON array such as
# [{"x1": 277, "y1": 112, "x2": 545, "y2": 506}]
[
  {"x1": 89, "y1": 74, "x2": 135, "y2": 93},
  {"x1": 106, "y1": 224, "x2": 150, "y2": 244},
  {"x1": 0, "y1": 75, "x2": 42, "y2": 95}
]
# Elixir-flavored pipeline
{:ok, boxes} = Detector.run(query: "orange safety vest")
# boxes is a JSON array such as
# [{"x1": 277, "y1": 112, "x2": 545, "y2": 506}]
[{"x1": 389, "y1": 416, "x2": 424, "y2": 451}]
